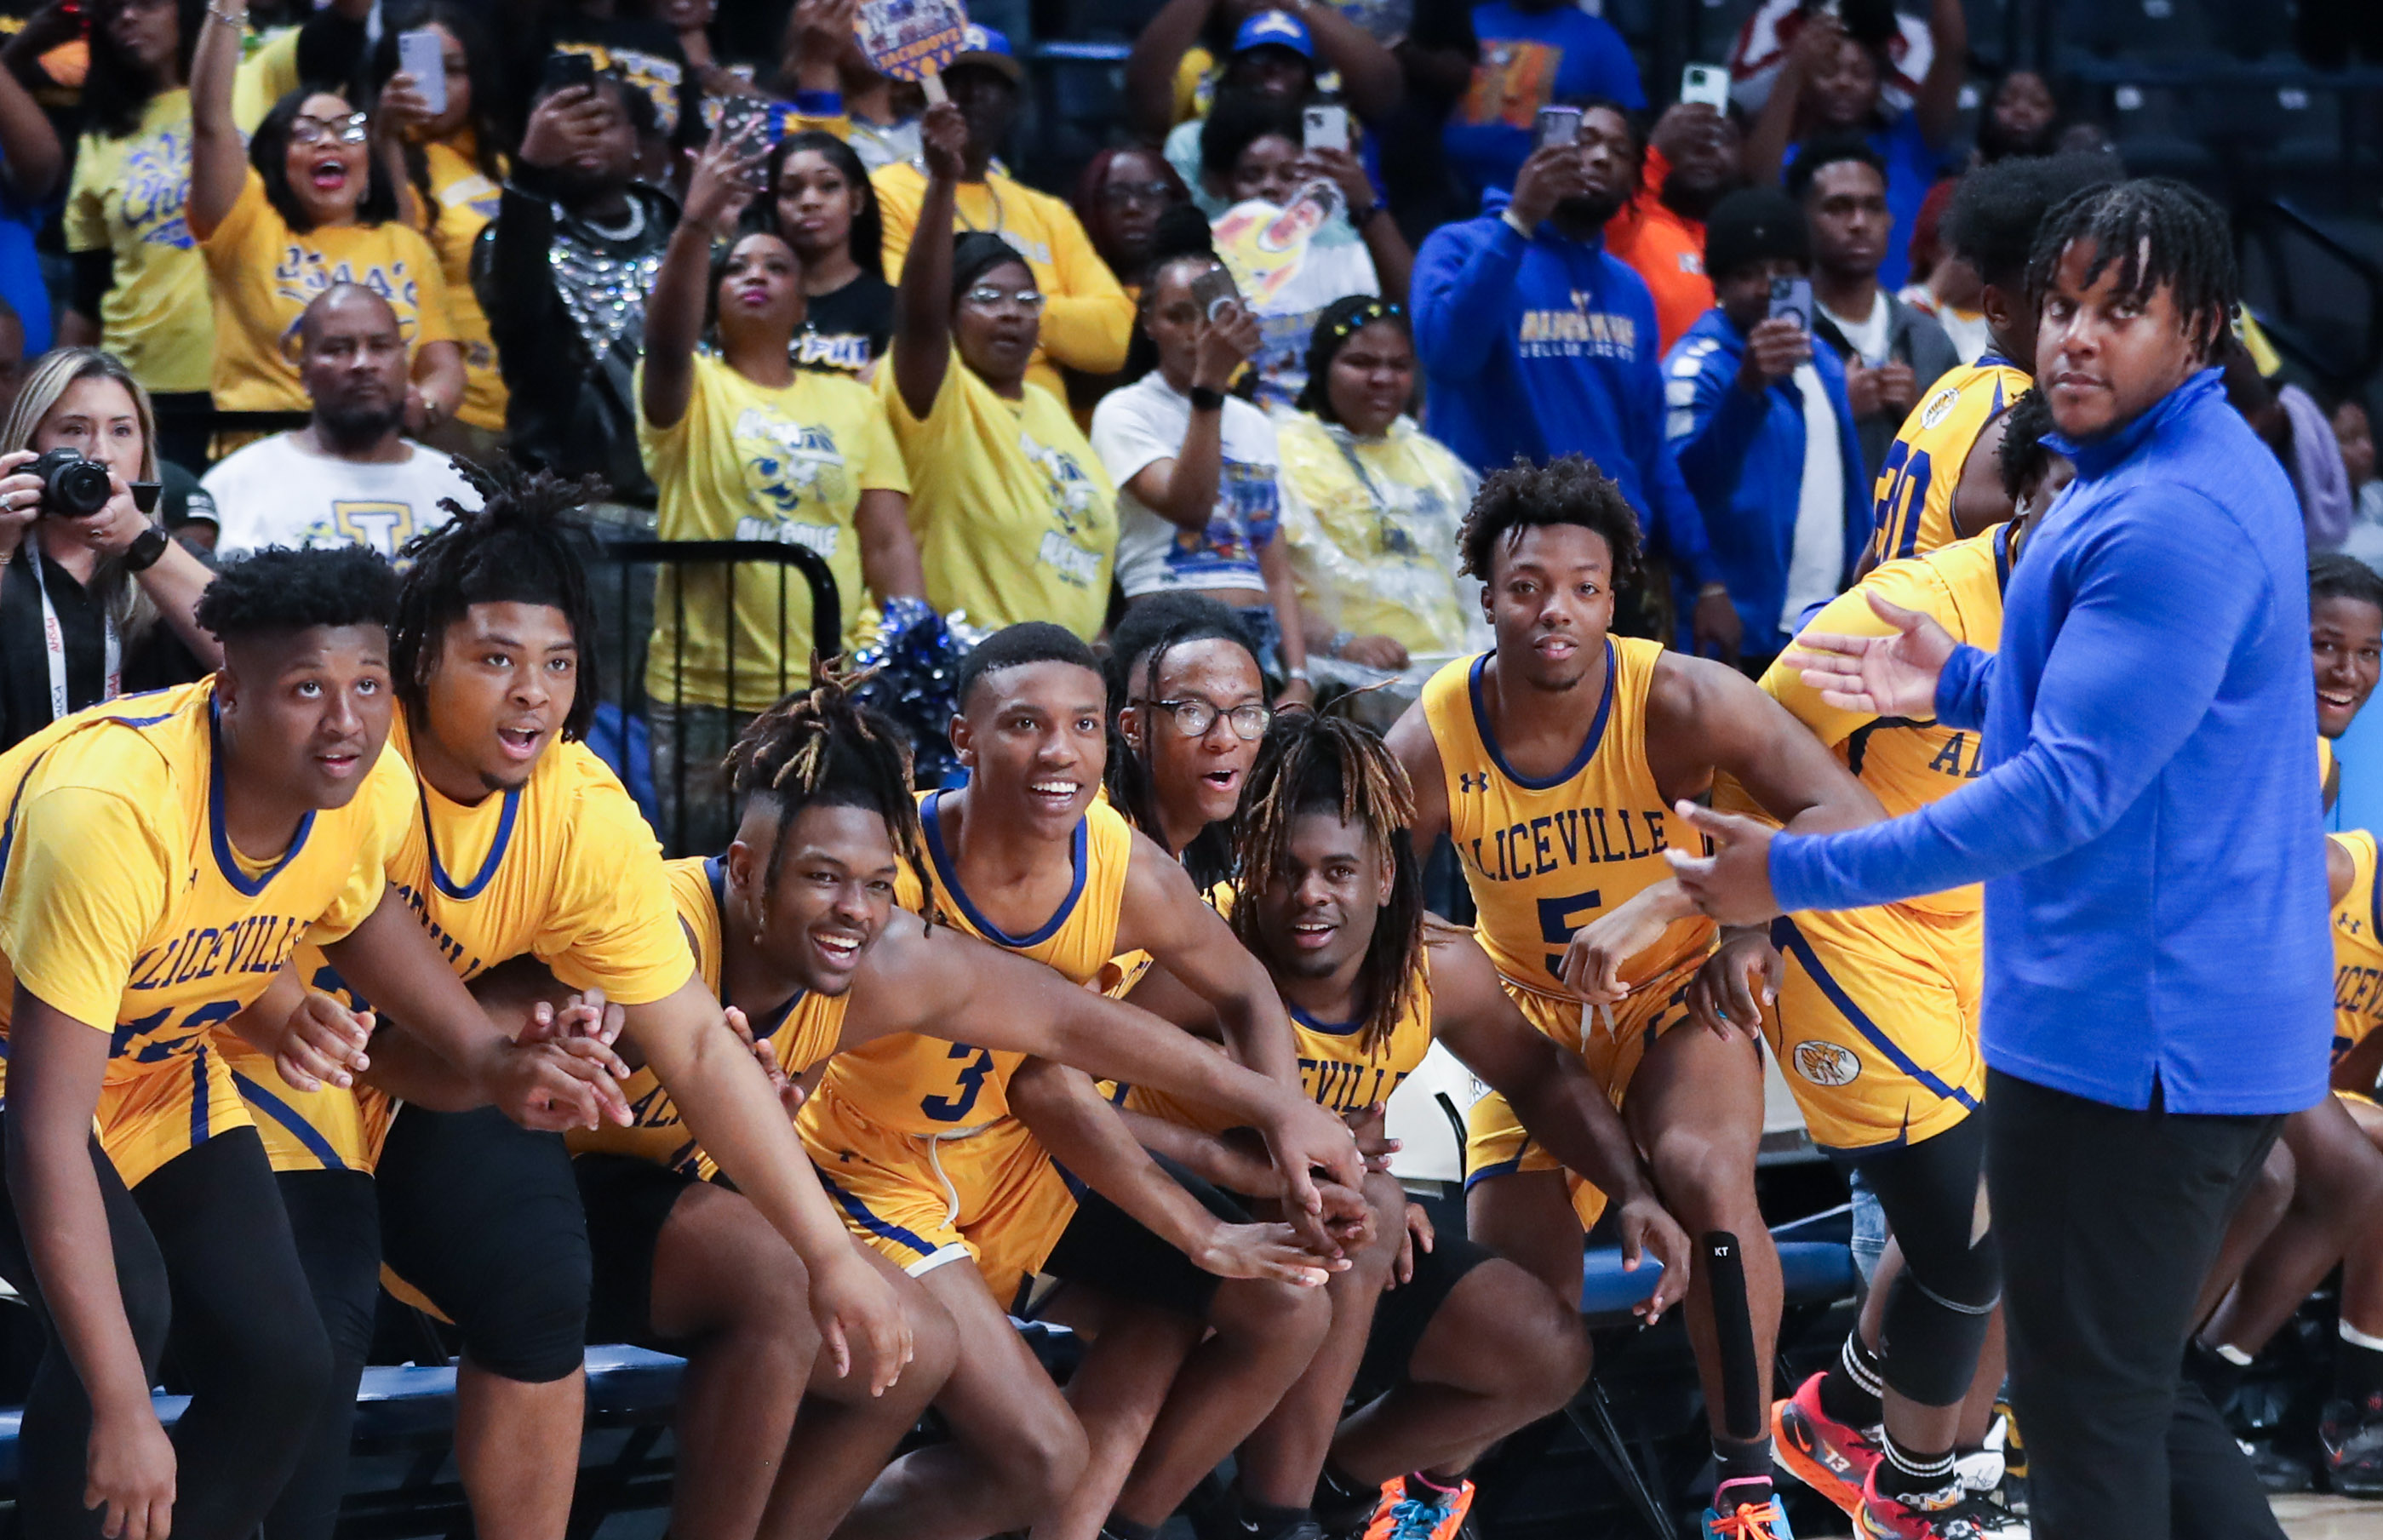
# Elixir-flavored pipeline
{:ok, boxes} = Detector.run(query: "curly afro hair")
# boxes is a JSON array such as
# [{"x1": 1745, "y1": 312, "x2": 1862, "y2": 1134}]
[
  {"x1": 1995, "y1": 388, "x2": 2060, "y2": 507},
  {"x1": 1945, "y1": 151, "x2": 2122, "y2": 292},
  {"x1": 1458, "y1": 455, "x2": 1644, "y2": 591},
  {"x1": 195, "y1": 546, "x2": 402, "y2": 643}
]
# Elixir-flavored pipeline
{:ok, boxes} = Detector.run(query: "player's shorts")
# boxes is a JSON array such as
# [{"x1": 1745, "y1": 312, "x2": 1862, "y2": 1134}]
[
  {"x1": 799, "y1": 1084, "x2": 1077, "y2": 1305},
  {"x1": 1766, "y1": 905, "x2": 1983, "y2": 1152},
  {"x1": 1462, "y1": 958, "x2": 1703, "y2": 1232},
  {"x1": 214, "y1": 1032, "x2": 395, "y2": 1176},
  {"x1": 1038, "y1": 1151, "x2": 1246, "y2": 1319},
  {"x1": 1355, "y1": 1232, "x2": 1496, "y2": 1400},
  {"x1": 575, "y1": 1151, "x2": 702, "y2": 1347},
  {"x1": 99, "y1": 1045, "x2": 256, "y2": 1191}
]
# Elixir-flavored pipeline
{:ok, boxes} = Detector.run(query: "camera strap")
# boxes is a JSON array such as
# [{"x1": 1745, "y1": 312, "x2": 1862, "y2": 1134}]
[{"x1": 29, "y1": 532, "x2": 120, "y2": 723}]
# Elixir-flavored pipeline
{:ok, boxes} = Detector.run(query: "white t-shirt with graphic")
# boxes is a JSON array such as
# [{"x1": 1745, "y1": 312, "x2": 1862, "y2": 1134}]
[
  {"x1": 204, "y1": 433, "x2": 479, "y2": 558},
  {"x1": 1094, "y1": 371, "x2": 1283, "y2": 598}
]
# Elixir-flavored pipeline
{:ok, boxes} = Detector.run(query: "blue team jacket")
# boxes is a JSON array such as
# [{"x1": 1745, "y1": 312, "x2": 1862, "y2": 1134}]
[
  {"x1": 1412, "y1": 190, "x2": 1716, "y2": 589},
  {"x1": 1770, "y1": 369, "x2": 2331, "y2": 1116},
  {"x1": 1663, "y1": 308, "x2": 1873, "y2": 656}
]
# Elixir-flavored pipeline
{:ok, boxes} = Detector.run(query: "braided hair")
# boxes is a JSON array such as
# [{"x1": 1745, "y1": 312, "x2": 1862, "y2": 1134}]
[
  {"x1": 2024, "y1": 178, "x2": 2238, "y2": 363},
  {"x1": 392, "y1": 459, "x2": 607, "y2": 742},
  {"x1": 724, "y1": 668, "x2": 924, "y2": 909},
  {"x1": 1233, "y1": 709, "x2": 1423, "y2": 1055},
  {"x1": 1104, "y1": 595, "x2": 1264, "y2": 893}
]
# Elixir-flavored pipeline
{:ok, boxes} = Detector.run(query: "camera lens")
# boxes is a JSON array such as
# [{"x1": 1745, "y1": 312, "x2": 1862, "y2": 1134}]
[{"x1": 32, "y1": 449, "x2": 112, "y2": 518}]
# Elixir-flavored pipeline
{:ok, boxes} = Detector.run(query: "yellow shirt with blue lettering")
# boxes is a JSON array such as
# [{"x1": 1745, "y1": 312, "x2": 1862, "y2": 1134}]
[
  {"x1": 0, "y1": 681, "x2": 411, "y2": 1188},
  {"x1": 2331, "y1": 829, "x2": 2383, "y2": 1067},
  {"x1": 1866, "y1": 356, "x2": 2032, "y2": 565},
  {"x1": 575, "y1": 856, "x2": 851, "y2": 1176},
  {"x1": 802, "y1": 789, "x2": 1132, "y2": 1140},
  {"x1": 420, "y1": 136, "x2": 507, "y2": 434},
  {"x1": 639, "y1": 352, "x2": 909, "y2": 710},
  {"x1": 1420, "y1": 638, "x2": 1714, "y2": 994},
  {"x1": 220, "y1": 714, "x2": 695, "y2": 1174},
  {"x1": 1752, "y1": 524, "x2": 2012, "y2": 919}
]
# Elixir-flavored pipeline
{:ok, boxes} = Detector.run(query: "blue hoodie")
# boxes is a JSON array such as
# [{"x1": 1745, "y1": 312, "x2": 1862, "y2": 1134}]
[
  {"x1": 1412, "y1": 190, "x2": 1716, "y2": 588},
  {"x1": 1663, "y1": 307, "x2": 1872, "y2": 657},
  {"x1": 1771, "y1": 370, "x2": 2329, "y2": 1116}
]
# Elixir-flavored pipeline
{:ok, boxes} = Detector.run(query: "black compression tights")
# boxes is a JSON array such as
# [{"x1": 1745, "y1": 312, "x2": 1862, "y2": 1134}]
[
  {"x1": 0, "y1": 1123, "x2": 332, "y2": 1540},
  {"x1": 267, "y1": 1169, "x2": 384, "y2": 1540}
]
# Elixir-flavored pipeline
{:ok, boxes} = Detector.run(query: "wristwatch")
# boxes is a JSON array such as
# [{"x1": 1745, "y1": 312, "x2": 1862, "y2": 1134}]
[
  {"x1": 1188, "y1": 385, "x2": 1226, "y2": 412},
  {"x1": 123, "y1": 524, "x2": 171, "y2": 573}
]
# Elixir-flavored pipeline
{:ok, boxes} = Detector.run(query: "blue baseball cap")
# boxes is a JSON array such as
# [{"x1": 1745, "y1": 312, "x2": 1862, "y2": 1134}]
[
  {"x1": 1233, "y1": 9, "x2": 1315, "y2": 60},
  {"x1": 950, "y1": 24, "x2": 1023, "y2": 83}
]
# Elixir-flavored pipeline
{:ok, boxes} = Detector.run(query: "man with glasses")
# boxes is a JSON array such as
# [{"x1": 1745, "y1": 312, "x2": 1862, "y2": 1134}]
[
  {"x1": 1095, "y1": 249, "x2": 1313, "y2": 704},
  {"x1": 203, "y1": 284, "x2": 482, "y2": 558}
]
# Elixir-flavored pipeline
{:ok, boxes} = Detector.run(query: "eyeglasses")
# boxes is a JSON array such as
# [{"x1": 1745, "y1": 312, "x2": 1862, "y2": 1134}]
[
  {"x1": 1152, "y1": 698, "x2": 1271, "y2": 741},
  {"x1": 1100, "y1": 180, "x2": 1179, "y2": 207},
  {"x1": 290, "y1": 112, "x2": 370, "y2": 146},
  {"x1": 961, "y1": 285, "x2": 1045, "y2": 312}
]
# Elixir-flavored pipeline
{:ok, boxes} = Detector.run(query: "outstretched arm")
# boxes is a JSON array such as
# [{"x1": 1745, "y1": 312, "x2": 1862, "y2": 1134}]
[
  {"x1": 890, "y1": 102, "x2": 968, "y2": 421},
  {"x1": 186, "y1": 0, "x2": 249, "y2": 241},
  {"x1": 1116, "y1": 832, "x2": 1302, "y2": 1087},
  {"x1": 640, "y1": 130, "x2": 766, "y2": 430}
]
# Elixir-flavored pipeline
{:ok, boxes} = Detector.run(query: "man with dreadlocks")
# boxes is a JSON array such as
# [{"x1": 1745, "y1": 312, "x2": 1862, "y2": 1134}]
[
  {"x1": 793, "y1": 621, "x2": 1366, "y2": 1540},
  {"x1": 1384, "y1": 453, "x2": 1882, "y2": 1540},
  {"x1": 1115, "y1": 707, "x2": 1693, "y2": 1539},
  {"x1": 544, "y1": 673, "x2": 1362, "y2": 1538},
  {"x1": 1674, "y1": 179, "x2": 2324, "y2": 1540},
  {"x1": 217, "y1": 462, "x2": 918, "y2": 1540}
]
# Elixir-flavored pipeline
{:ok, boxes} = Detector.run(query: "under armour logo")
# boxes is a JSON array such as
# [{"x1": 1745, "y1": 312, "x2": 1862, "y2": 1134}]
[{"x1": 1458, "y1": 771, "x2": 1488, "y2": 794}]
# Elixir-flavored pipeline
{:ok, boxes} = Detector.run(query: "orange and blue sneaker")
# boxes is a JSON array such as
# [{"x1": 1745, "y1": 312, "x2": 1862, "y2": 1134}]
[
  {"x1": 1856, "y1": 1465, "x2": 2028, "y2": 1537},
  {"x1": 1360, "y1": 1474, "x2": 1475, "y2": 1540},
  {"x1": 1773, "y1": 1371, "x2": 1882, "y2": 1519},
  {"x1": 1703, "y1": 1480, "x2": 1796, "y2": 1538}
]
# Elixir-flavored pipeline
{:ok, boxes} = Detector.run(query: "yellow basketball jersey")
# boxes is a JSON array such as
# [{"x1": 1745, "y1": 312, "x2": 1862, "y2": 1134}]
[
  {"x1": 1420, "y1": 639, "x2": 1714, "y2": 993},
  {"x1": 807, "y1": 788, "x2": 1133, "y2": 1136},
  {"x1": 2331, "y1": 830, "x2": 2383, "y2": 1066},
  {"x1": 220, "y1": 714, "x2": 696, "y2": 1173},
  {"x1": 1129, "y1": 959, "x2": 1432, "y2": 1134},
  {"x1": 1755, "y1": 524, "x2": 2012, "y2": 919},
  {"x1": 0, "y1": 681, "x2": 412, "y2": 1187},
  {"x1": 1866, "y1": 357, "x2": 2031, "y2": 565},
  {"x1": 576, "y1": 856, "x2": 851, "y2": 1174}
]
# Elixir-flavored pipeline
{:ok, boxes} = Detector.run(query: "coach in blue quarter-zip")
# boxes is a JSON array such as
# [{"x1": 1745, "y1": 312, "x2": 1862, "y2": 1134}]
[
  {"x1": 1411, "y1": 98, "x2": 1744, "y2": 662},
  {"x1": 1666, "y1": 179, "x2": 2323, "y2": 1540}
]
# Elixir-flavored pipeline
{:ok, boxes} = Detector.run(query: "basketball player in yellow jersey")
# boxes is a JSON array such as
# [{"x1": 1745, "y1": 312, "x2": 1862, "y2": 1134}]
[
  {"x1": 226, "y1": 473, "x2": 914, "y2": 1540},
  {"x1": 1108, "y1": 709, "x2": 1693, "y2": 1539},
  {"x1": 1860, "y1": 154, "x2": 2118, "y2": 571},
  {"x1": 0, "y1": 548, "x2": 631, "y2": 1540},
  {"x1": 798, "y1": 624, "x2": 1365, "y2": 1540},
  {"x1": 1385, "y1": 456, "x2": 1882, "y2": 1538}
]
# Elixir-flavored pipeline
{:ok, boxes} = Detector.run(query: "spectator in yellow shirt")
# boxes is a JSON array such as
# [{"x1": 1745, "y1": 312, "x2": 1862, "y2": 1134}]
[
  {"x1": 186, "y1": 1, "x2": 464, "y2": 437},
  {"x1": 871, "y1": 26, "x2": 1133, "y2": 405},
  {"x1": 367, "y1": 3, "x2": 509, "y2": 453},
  {"x1": 638, "y1": 129, "x2": 925, "y2": 853},
  {"x1": 885, "y1": 103, "x2": 1118, "y2": 641}
]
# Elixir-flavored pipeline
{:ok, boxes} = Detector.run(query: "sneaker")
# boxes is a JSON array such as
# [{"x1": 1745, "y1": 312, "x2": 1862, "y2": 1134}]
[
  {"x1": 1702, "y1": 1492, "x2": 1796, "y2": 1539},
  {"x1": 1360, "y1": 1477, "x2": 1475, "y2": 1540},
  {"x1": 1773, "y1": 1372, "x2": 1882, "y2": 1518},
  {"x1": 1857, "y1": 1467, "x2": 2027, "y2": 1538},
  {"x1": 1953, "y1": 1450, "x2": 2027, "y2": 1537},
  {"x1": 1990, "y1": 1398, "x2": 2025, "y2": 1486},
  {"x1": 2322, "y1": 1394, "x2": 2383, "y2": 1497},
  {"x1": 2242, "y1": 1435, "x2": 2315, "y2": 1495}
]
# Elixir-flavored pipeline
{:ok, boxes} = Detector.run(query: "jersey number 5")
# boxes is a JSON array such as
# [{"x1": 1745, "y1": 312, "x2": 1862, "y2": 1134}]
[
  {"x1": 1538, "y1": 890, "x2": 1602, "y2": 981},
  {"x1": 920, "y1": 1043, "x2": 996, "y2": 1123}
]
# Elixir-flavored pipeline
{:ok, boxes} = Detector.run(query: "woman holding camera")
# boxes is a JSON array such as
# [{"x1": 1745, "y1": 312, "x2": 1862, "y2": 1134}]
[{"x1": 0, "y1": 348, "x2": 221, "y2": 752}]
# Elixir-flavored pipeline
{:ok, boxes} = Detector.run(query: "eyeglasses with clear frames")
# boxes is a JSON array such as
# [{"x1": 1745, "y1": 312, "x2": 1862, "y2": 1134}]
[
  {"x1": 290, "y1": 112, "x2": 370, "y2": 146},
  {"x1": 961, "y1": 285, "x2": 1045, "y2": 312},
  {"x1": 1099, "y1": 180, "x2": 1178, "y2": 207},
  {"x1": 1154, "y1": 699, "x2": 1272, "y2": 741}
]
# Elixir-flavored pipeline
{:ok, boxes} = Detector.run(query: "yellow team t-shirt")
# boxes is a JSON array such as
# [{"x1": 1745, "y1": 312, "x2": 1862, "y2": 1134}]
[
  {"x1": 1420, "y1": 638, "x2": 1716, "y2": 993},
  {"x1": 1867, "y1": 357, "x2": 2032, "y2": 565},
  {"x1": 419, "y1": 136, "x2": 507, "y2": 433},
  {"x1": 575, "y1": 856, "x2": 851, "y2": 1175},
  {"x1": 1749, "y1": 525, "x2": 2013, "y2": 918},
  {"x1": 870, "y1": 161, "x2": 1134, "y2": 403},
  {"x1": 878, "y1": 350, "x2": 1117, "y2": 638},
  {"x1": 219, "y1": 717, "x2": 696, "y2": 1174},
  {"x1": 639, "y1": 352, "x2": 910, "y2": 709},
  {"x1": 0, "y1": 681, "x2": 412, "y2": 1188},
  {"x1": 2332, "y1": 829, "x2": 2383, "y2": 1068},
  {"x1": 200, "y1": 169, "x2": 460, "y2": 415}
]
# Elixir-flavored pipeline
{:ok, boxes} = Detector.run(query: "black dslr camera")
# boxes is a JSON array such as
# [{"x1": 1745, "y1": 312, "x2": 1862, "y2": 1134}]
[{"x1": 29, "y1": 449, "x2": 113, "y2": 518}]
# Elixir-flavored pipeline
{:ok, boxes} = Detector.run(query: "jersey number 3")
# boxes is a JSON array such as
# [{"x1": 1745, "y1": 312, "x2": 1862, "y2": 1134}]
[
  {"x1": 920, "y1": 1043, "x2": 996, "y2": 1123},
  {"x1": 1538, "y1": 890, "x2": 1601, "y2": 981}
]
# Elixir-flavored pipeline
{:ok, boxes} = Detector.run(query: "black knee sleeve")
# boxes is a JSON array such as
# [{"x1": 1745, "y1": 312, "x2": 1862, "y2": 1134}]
[{"x1": 1877, "y1": 1232, "x2": 2001, "y2": 1405}]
